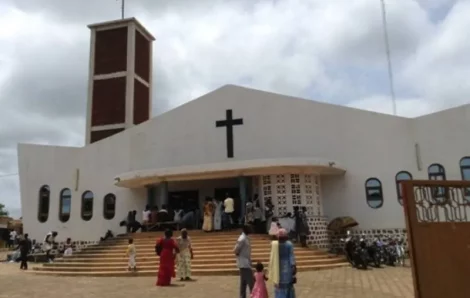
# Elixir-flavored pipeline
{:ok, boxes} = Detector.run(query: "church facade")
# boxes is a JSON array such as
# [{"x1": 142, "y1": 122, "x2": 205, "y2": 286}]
[{"x1": 17, "y1": 18, "x2": 470, "y2": 247}]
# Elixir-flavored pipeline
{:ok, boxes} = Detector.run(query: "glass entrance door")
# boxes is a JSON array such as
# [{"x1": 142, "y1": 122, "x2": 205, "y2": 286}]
[{"x1": 168, "y1": 190, "x2": 199, "y2": 212}]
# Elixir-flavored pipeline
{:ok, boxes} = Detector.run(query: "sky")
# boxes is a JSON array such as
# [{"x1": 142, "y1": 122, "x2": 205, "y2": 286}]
[{"x1": 0, "y1": 0, "x2": 467, "y2": 218}]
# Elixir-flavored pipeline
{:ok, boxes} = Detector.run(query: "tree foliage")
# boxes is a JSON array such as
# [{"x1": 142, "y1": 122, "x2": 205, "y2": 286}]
[{"x1": 0, "y1": 203, "x2": 9, "y2": 216}]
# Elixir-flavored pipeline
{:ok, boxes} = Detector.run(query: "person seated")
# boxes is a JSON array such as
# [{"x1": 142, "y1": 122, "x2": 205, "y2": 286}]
[
  {"x1": 174, "y1": 209, "x2": 184, "y2": 223},
  {"x1": 63, "y1": 238, "x2": 73, "y2": 256},
  {"x1": 119, "y1": 211, "x2": 133, "y2": 233},
  {"x1": 160, "y1": 204, "x2": 168, "y2": 213},
  {"x1": 127, "y1": 211, "x2": 142, "y2": 233},
  {"x1": 150, "y1": 206, "x2": 159, "y2": 224},
  {"x1": 99, "y1": 230, "x2": 114, "y2": 242},
  {"x1": 157, "y1": 206, "x2": 171, "y2": 223},
  {"x1": 181, "y1": 209, "x2": 195, "y2": 229},
  {"x1": 269, "y1": 217, "x2": 280, "y2": 239}
]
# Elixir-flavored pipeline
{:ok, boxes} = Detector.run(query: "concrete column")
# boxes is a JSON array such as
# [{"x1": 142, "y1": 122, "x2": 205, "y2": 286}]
[
  {"x1": 159, "y1": 181, "x2": 169, "y2": 208},
  {"x1": 147, "y1": 186, "x2": 157, "y2": 207},
  {"x1": 238, "y1": 176, "x2": 247, "y2": 224}
]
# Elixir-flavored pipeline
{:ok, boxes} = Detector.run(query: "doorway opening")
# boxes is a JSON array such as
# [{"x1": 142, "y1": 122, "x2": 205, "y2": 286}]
[
  {"x1": 214, "y1": 187, "x2": 240, "y2": 222},
  {"x1": 169, "y1": 190, "x2": 199, "y2": 212}
]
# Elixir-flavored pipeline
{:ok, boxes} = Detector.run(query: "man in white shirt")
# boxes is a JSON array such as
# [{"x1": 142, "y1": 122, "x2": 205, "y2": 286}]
[
  {"x1": 9, "y1": 230, "x2": 17, "y2": 248},
  {"x1": 142, "y1": 205, "x2": 151, "y2": 231},
  {"x1": 224, "y1": 193, "x2": 235, "y2": 228}
]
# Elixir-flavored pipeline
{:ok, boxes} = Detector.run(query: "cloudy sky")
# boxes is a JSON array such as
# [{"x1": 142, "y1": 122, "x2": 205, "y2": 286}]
[{"x1": 0, "y1": 0, "x2": 467, "y2": 218}]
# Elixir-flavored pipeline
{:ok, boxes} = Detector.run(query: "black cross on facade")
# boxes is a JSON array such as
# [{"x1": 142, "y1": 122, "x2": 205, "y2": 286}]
[{"x1": 215, "y1": 109, "x2": 243, "y2": 158}]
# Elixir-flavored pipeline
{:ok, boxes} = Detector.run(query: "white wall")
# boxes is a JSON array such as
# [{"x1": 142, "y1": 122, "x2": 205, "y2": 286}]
[
  {"x1": 122, "y1": 85, "x2": 417, "y2": 230},
  {"x1": 18, "y1": 85, "x2": 470, "y2": 241},
  {"x1": 412, "y1": 106, "x2": 470, "y2": 180},
  {"x1": 18, "y1": 140, "x2": 147, "y2": 243}
]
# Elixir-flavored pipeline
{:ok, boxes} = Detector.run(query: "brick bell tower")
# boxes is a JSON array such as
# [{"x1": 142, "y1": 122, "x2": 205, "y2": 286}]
[{"x1": 85, "y1": 18, "x2": 155, "y2": 144}]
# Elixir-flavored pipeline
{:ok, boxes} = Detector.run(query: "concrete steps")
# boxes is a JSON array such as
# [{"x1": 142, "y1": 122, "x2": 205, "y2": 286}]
[
  {"x1": 51, "y1": 253, "x2": 330, "y2": 264},
  {"x1": 31, "y1": 263, "x2": 350, "y2": 277},
  {"x1": 31, "y1": 231, "x2": 348, "y2": 277}
]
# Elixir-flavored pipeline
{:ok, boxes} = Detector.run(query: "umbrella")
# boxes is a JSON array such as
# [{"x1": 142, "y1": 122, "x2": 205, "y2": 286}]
[{"x1": 327, "y1": 216, "x2": 358, "y2": 231}]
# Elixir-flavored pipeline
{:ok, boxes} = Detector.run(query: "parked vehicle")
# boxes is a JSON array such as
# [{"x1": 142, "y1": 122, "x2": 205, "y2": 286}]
[
  {"x1": 366, "y1": 237, "x2": 383, "y2": 268},
  {"x1": 382, "y1": 237, "x2": 398, "y2": 266},
  {"x1": 395, "y1": 238, "x2": 406, "y2": 266},
  {"x1": 342, "y1": 231, "x2": 367, "y2": 270}
]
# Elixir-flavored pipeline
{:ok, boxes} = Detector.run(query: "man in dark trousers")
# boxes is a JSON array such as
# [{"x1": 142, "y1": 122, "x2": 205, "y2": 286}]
[
  {"x1": 293, "y1": 206, "x2": 302, "y2": 244},
  {"x1": 234, "y1": 225, "x2": 253, "y2": 298},
  {"x1": 17, "y1": 234, "x2": 32, "y2": 270}
]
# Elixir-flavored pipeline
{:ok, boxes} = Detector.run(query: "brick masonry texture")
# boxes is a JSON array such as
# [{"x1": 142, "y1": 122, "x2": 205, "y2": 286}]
[
  {"x1": 91, "y1": 77, "x2": 126, "y2": 126},
  {"x1": 134, "y1": 30, "x2": 150, "y2": 82},
  {"x1": 90, "y1": 128, "x2": 125, "y2": 143},
  {"x1": 133, "y1": 79, "x2": 150, "y2": 125},
  {"x1": 94, "y1": 27, "x2": 128, "y2": 75}
]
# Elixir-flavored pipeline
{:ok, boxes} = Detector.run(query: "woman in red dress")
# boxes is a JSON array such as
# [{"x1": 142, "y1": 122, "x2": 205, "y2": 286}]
[{"x1": 156, "y1": 229, "x2": 179, "y2": 286}]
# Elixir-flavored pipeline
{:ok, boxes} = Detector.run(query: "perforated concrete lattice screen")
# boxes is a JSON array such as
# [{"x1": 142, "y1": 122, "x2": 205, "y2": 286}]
[
  {"x1": 256, "y1": 174, "x2": 329, "y2": 247},
  {"x1": 258, "y1": 174, "x2": 323, "y2": 216}
]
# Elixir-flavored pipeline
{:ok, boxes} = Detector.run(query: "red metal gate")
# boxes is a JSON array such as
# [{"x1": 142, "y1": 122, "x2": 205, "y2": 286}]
[{"x1": 402, "y1": 180, "x2": 470, "y2": 298}]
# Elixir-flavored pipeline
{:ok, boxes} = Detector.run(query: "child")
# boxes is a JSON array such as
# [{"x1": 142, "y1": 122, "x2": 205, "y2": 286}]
[
  {"x1": 126, "y1": 238, "x2": 137, "y2": 272},
  {"x1": 251, "y1": 262, "x2": 268, "y2": 298}
]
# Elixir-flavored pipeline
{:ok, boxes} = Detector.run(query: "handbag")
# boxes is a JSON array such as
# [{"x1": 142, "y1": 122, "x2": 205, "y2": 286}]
[{"x1": 155, "y1": 242, "x2": 162, "y2": 256}]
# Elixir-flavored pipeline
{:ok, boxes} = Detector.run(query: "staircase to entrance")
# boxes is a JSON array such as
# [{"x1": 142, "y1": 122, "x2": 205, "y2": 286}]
[{"x1": 31, "y1": 230, "x2": 348, "y2": 277}]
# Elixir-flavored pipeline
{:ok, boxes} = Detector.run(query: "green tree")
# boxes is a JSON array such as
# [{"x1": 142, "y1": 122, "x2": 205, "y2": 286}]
[{"x1": 0, "y1": 203, "x2": 9, "y2": 216}]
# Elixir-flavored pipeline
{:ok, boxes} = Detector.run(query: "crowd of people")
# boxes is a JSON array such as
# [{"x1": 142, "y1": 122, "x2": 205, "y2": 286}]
[
  {"x1": 201, "y1": 194, "x2": 236, "y2": 232},
  {"x1": 3, "y1": 193, "x2": 306, "y2": 298},
  {"x1": 135, "y1": 225, "x2": 296, "y2": 298},
  {"x1": 120, "y1": 204, "x2": 203, "y2": 233},
  {"x1": 2, "y1": 230, "x2": 68, "y2": 269}
]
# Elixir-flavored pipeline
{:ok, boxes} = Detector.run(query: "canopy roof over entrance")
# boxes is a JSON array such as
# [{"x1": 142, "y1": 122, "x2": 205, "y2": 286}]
[{"x1": 114, "y1": 157, "x2": 346, "y2": 188}]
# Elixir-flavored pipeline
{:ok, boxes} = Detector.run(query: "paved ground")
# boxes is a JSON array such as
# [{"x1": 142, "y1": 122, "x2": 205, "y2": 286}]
[{"x1": 0, "y1": 262, "x2": 413, "y2": 298}]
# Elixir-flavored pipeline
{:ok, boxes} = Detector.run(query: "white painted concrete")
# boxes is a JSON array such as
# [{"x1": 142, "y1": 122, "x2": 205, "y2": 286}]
[
  {"x1": 115, "y1": 157, "x2": 345, "y2": 187},
  {"x1": 18, "y1": 85, "x2": 470, "y2": 242},
  {"x1": 90, "y1": 124, "x2": 126, "y2": 131},
  {"x1": 84, "y1": 28, "x2": 96, "y2": 145},
  {"x1": 85, "y1": 18, "x2": 153, "y2": 145},
  {"x1": 125, "y1": 22, "x2": 136, "y2": 128}
]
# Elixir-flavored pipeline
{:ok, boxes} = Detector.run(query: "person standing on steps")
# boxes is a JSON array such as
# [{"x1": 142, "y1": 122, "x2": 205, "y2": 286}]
[
  {"x1": 142, "y1": 205, "x2": 151, "y2": 232},
  {"x1": 265, "y1": 198, "x2": 274, "y2": 234},
  {"x1": 126, "y1": 238, "x2": 137, "y2": 272},
  {"x1": 213, "y1": 198, "x2": 223, "y2": 231},
  {"x1": 299, "y1": 207, "x2": 309, "y2": 247},
  {"x1": 202, "y1": 197, "x2": 214, "y2": 232},
  {"x1": 234, "y1": 225, "x2": 254, "y2": 298},
  {"x1": 224, "y1": 193, "x2": 235, "y2": 229}
]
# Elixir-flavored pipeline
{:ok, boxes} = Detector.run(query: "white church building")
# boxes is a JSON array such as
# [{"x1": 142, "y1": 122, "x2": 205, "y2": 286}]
[{"x1": 17, "y1": 18, "x2": 470, "y2": 247}]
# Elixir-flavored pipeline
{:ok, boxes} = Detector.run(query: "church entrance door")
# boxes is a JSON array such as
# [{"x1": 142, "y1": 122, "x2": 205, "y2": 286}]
[
  {"x1": 169, "y1": 190, "x2": 199, "y2": 212},
  {"x1": 402, "y1": 180, "x2": 470, "y2": 298},
  {"x1": 214, "y1": 187, "x2": 240, "y2": 221}
]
